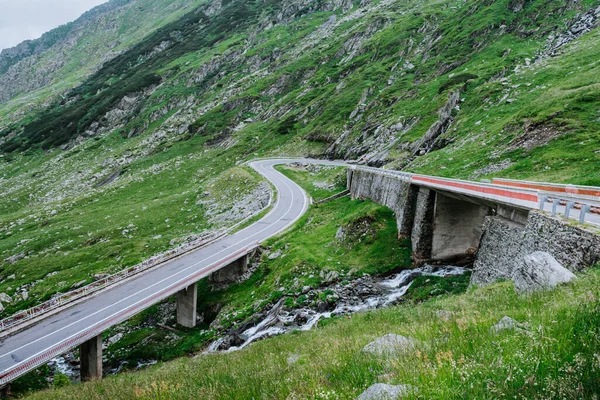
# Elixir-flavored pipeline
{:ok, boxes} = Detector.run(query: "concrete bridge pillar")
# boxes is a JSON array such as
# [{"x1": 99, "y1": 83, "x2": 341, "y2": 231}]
[
  {"x1": 431, "y1": 193, "x2": 491, "y2": 262},
  {"x1": 80, "y1": 334, "x2": 102, "y2": 381},
  {"x1": 208, "y1": 254, "x2": 250, "y2": 287},
  {"x1": 0, "y1": 384, "x2": 10, "y2": 399},
  {"x1": 176, "y1": 284, "x2": 198, "y2": 328},
  {"x1": 411, "y1": 187, "x2": 436, "y2": 264},
  {"x1": 397, "y1": 184, "x2": 419, "y2": 238}
]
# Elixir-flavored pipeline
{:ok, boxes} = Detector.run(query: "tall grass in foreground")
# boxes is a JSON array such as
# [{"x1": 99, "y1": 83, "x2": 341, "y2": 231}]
[{"x1": 25, "y1": 268, "x2": 600, "y2": 399}]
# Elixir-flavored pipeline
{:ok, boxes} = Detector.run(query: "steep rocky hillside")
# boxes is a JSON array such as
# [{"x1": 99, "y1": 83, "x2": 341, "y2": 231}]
[
  {"x1": 2, "y1": 0, "x2": 599, "y2": 179},
  {"x1": 0, "y1": 0, "x2": 203, "y2": 121},
  {"x1": 1, "y1": 0, "x2": 600, "y2": 331}
]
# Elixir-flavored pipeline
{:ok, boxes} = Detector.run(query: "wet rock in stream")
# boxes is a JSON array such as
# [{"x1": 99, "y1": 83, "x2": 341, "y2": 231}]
[{"x1": 206, "y1": 265, "x2": 468, "y2": 353}]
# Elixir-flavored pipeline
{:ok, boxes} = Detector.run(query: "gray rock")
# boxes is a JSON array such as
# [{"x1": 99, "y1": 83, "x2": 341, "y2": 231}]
[
  {"x1": 512, "y1": 251, "x2": 576, "y2": 294},
  {"x1": 491, "y1": 316, "x2": 528, "y2": 334},
  {"x1": 21, "y1": 290, "x2": 28, "y2": 301},
  {"x1": 268, "y1": 250, "x2": 282, "y2": 260},
  {"x1": 357, "y1": 383, "x2": 414, "y2": 400},
  {"x1": 287, "y1": 354, "x2": 300, "y2": 365},
  {"x1": 362, "y1": 334, "x2": 418, "y2": 357},
  {"x1": 0, "y1": 302, "x2": 4, "y2": 313},
  {"x1": 0, "y1": 293, "x2": 12, "y2": 303},
  {"x1": 71, "y1": 280, "x2": 87, "y2": 289},
  {"x1": 4, "y1": 252, "x2": 25, "y2": 264},
  {"x1": 324, "y1": 271, "x2": 340, "y2": 283}
]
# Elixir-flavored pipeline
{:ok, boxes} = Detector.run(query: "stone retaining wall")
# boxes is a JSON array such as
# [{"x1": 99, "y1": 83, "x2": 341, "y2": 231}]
[{"x1": 472, "y1": 212, "x2": 600, "y2": 285}]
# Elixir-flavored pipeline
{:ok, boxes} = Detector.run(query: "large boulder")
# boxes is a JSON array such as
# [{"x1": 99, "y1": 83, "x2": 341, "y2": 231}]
[
  {"x1": 357, "y1": 383, "x2": 415, "y2": 400},
  {"x1": 512, "y1": 251, "x2": 576, "y2": 294},
  {"x1": 362, "y1": 334, "x2": 419, "y2": 358}
]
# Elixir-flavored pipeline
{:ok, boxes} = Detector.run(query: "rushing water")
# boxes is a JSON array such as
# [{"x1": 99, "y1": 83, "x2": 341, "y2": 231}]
[
  {"x1": 49, "y1": 265, "x2": 467, "y2": 379},
  {"x1": 206, "y1": 265, "x2": 468, "y2": 353}
]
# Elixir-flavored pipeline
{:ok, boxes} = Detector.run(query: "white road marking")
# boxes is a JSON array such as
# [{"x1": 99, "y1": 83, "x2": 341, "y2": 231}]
[{"x1": 0, "y1": 161, "x2": 306, "y2": 375}]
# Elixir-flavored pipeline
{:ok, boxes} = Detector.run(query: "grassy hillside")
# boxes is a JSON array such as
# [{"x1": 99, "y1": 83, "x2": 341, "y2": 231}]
[
  {"x1": 1, "y1": 0, "x2": 599, "y2": 337},
  {"x1": 24, "y1": 267, "x2": 600, "y2": 399},
  {"x1": 1, "y1": 0, "x2": 600, "y2": 395}
]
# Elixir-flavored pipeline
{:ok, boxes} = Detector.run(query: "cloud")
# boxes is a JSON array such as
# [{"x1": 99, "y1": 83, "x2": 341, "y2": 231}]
[{"x1": 0, "y1": 0, "x2": 108, "y2": 51}]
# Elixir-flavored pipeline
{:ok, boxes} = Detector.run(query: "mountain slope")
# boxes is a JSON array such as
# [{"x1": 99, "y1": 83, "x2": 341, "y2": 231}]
[
  {"x1": 0, "y1": 0, "x2": 599, "y2": 344},
  {"x1": 0, "y1": 0, "x2": 203, "y2": 122}
]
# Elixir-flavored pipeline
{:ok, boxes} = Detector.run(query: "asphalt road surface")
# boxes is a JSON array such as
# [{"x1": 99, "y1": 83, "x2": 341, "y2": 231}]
[
  {"x1": 1, "y1": 158, "x2": 598, "y2": 384},
  {"x1": 0, "y1": 158, "x2": 340, "y2": 384}
]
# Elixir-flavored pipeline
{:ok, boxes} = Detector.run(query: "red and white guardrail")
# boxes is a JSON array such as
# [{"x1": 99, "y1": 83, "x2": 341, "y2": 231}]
[{"x1": 350, "y1": 166, "x2": 599, "y2": 223}]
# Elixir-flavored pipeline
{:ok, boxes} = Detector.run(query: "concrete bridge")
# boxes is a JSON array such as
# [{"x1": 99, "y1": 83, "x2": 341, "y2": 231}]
[
  {"x1": 347, "y1": 166, "x2": 600, "y2": 285},
  {"x1": 1, "y1": 158, "x2": 600, "y2": 388}
]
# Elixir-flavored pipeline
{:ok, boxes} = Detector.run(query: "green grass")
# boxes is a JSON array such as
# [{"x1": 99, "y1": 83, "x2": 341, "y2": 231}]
[
  {"x1": 275, "y1": 165, "x2": 347, "y2": 201},
  {"x1": 2, "y1": 163, "x2": 406, "y2": 391},
  {"x1": 24, "y1": 267, "x2": 600, "y2": 399}
]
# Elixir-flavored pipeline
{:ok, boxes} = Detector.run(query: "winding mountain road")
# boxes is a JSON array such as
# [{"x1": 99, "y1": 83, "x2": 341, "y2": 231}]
[
  {"x1": 1, "y1": 158, "x2": 598, "y2": 385},
  {"x1": 0, "y1": 158, "x2": 342, "y2": 385}
]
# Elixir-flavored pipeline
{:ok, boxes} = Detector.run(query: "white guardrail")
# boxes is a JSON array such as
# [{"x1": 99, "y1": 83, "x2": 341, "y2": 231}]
[
  {"x1": 0, "y1": 189, "x2": 273, "y2": 334},
  {"x1": 350, "y1": 165, "x2": 600, "y2": 225}
]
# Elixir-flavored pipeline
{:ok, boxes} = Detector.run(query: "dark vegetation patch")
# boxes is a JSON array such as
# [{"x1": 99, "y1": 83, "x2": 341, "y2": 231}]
[
  {"x1": 2, "y1": 0, "x2": 283, "y2": 153},
  {"x1": 438, "y1": 73, "x2": 478, "y2": 93},
  {"x1": 404, "y1": 272, "x2": 472, "y2": 302}
]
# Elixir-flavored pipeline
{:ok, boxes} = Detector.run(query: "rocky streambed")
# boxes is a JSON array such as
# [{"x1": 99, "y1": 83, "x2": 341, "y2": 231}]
[
  {"x1": 205, "y1": 264, "x2": 468, "y2": 353},
  {"x1": 47, "y1": 264, "x2": 468, "y2": 383}
]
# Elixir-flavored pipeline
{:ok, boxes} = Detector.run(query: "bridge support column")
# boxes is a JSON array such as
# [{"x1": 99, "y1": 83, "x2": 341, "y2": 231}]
[
  {"x1": 80, "y1": 334, "x2": 102, "y2": 381},
  {"x1": 177, "y1": 284, "x2": 198, "y2": 328},
  {"x1": 209, "y1": 255, "x2": 250, "y2": 288},
  {"x1": 431, "y1": 193, "x2": 491, "y2": 262},
  {"x1": 411, "y1": 188, "x2": 436, "y2": 264},
  {"x1": 398, "y1": 184, "x2": 419, "y2": 238},
  {"x1": 0, "y1": 384, "x2": 10, "y2": 399}
]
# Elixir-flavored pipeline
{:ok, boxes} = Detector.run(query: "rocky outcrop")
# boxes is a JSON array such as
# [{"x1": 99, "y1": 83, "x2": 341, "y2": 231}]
[
  {"x1": 544, "y1": 6, "x2": 600, "y2": 57},
  {"x1": 411, "y1": 90, "x2": 460, "y2": 156},
  {"x1": 472, "y1": 212, "x2": 600, "y2": 286},
  {"x1": 512, "y1": 251, "x2": 576, "y2": 294}
]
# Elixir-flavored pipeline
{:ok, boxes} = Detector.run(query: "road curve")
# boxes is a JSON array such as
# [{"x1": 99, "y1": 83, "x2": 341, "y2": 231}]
[
  {"x1": 1, "y1": 157, "x2": 598, "y2": 384},
  {"x1": 0, "y1": 158, "x2": 339, "y2": 385}
]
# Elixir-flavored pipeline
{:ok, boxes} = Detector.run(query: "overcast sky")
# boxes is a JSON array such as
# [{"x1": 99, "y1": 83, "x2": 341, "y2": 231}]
[{"x1": 0, "y1": 0, "x2": 108, "y2": 51}]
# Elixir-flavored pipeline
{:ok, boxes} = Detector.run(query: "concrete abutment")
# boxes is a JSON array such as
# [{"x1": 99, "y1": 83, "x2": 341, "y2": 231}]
[{"x1": 431, "y1": 193, "x2": 492, "y2": 263}]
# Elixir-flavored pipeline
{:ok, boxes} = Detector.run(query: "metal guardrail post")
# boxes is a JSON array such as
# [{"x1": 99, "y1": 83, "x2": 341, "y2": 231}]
[
  {"x1": 565, "y1": 201, "x2": 575, "y2": 219},
  {"x1": 539, "y1": 195, "x2": 548, "y2": 211},
  {"x1": 551, "y1": 199, "x2": 560, "y2": 216},
  {"x1": 580, "y1": 205, "x2": 591, "y2": 224}
]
